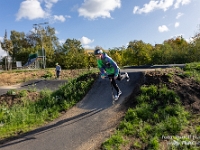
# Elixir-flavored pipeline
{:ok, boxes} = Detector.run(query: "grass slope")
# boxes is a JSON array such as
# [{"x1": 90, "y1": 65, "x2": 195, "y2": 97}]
[{"x1": 102, "y1": 63, "x2": 200, "y2": 150}]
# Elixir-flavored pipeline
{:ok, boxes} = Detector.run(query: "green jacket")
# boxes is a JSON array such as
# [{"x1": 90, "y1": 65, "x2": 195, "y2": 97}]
[{"x1": 97, "y1": 52, "x2": 119, "y2": 77}]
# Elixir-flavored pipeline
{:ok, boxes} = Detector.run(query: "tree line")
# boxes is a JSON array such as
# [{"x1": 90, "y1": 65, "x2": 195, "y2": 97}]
[{"x1": 1, "y1": 26, "x2": 200, "y2": 69}]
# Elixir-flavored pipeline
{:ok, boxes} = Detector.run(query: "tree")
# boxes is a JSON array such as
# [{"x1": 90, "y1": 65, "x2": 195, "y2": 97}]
[
  {"x1": 121, "y1": 48, "x2": 135, "y2": 66},
  {"x1": 61, "y1": 39, "x2": 86, "y2": 69},
  {"x1": 107, "y1": 48, "x2": 123, "y2": 66},
  {"x1": 10, "y1": 30, "x2": 32, "y2": 61},
  {"x1": 164, "y1": 36, "x2": 189, "y2": 63},
  {"x1": 30, "y1": 25, "x2": 59, "y2": 67},
  {"x1": 151, "y1": 43, "x2": 173, "y2": 64},
  {"x1": 127, "y1": 40, "x2": 152, "y2": 66},
  {"x1": 10, "y1": 26, "x2": 60, "y2": 67}
]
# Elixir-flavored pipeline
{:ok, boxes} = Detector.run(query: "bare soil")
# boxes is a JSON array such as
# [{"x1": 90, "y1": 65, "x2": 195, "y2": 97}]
[{"x1": 0, "y1": 91, "x2": 40, "y2": 107}]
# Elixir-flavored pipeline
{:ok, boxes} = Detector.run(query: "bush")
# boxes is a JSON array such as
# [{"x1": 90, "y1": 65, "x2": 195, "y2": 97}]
[
  {"x1": 41, "y1": 71, "x2": 53, "y2": 79},
  {"x1": 135, "y1": 103, "x2": 152, "y2": 121},
  {"x1": 102, "y1": 131, "x2": 127, "y2": 150},
  {"x1": 7, "y1": 89, "x2": 17, "y2": 95},
  {"x1": 148, "y1": 136, "x2": 159, "y2": 150},
  {"x1": 124, "y1": 108, "x2": 138, "y2": 122},
  {"x1": 18, "y1": 90, "x2": 28, "y2": 97}
]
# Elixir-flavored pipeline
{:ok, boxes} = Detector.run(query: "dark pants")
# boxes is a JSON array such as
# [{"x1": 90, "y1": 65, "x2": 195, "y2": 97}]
[
  {"x1": 108, "y1": 70, "x2": 126, "y2": 93},
  {"x1": 56, "y1": 71, "x2": 60, "y2": 78}
]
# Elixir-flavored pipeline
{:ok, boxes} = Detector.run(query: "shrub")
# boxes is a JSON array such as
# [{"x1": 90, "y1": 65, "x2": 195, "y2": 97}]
[
  {"x1": 41, "y1": 71, "x2": 53, "y2": 79},
  {"x1": 7, "y1": 89, "x2": 17, "y2": 95},
  {"x1": 140, "y1": 85, "x2": 158, "y2": 99},
  {"x1": 18, "y1": 90, "x2": 28, "y2": 97},
  {"x1": 135, "y1": 103, "x2": 152, "y2": 121},
  {"x1": 118, "y1": 121, "x2": 137, "y2": 135},
  {"x1": 196, "y1": 126, "x2": 200, "y2": 134},
  {"x1": 102, "y1": 131, "x2": 127, "y2": 150},
  {"x1": 124, "y1": 108, "x2": 138, "y2": 122},
  {"x1": 164, "y1": 116, "x2": 182, "y2": 134},
  {"x1": 148, "y1": 136, "x2": 159, "y2": 150}
]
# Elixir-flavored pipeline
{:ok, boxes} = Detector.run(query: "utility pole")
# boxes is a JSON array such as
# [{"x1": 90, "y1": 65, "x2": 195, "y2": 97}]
[{"x1": 33, "y1": 22, "x2": 48, "y2": 69}]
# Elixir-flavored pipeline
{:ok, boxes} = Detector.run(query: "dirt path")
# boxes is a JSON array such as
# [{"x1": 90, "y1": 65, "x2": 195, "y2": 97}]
[{"x1": 0, "y1": 70, "x2": 145, "y2": 150}]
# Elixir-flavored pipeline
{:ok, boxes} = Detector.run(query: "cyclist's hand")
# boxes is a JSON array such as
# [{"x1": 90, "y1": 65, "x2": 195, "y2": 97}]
[
  {"x1": 101, "y1": 76, "x2": 105, "y2": 79},
  {"x1": 114, "y1": 76, "x2": 118, "y2": 80}
]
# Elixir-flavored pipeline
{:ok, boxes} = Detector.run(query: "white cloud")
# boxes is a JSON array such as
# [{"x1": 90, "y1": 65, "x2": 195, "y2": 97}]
[
  {"x1": 16, "y1": 0, "x2": 60, "y2": 21},
  {"x1": 80, "y1": 36, "x2": 94, "y2": 45},
  {"x1": 78, "y1": 0, "x2": 121, "y2": 19},
  {"x1": 16, "y1": 0, "x2": 47, "y2": 20},
  {"x1": 175, "y1": 22, "x2": 180, "y2": 28},
  {"x1": 133, "y1": 0, "x2": 191, "y2": 14},
  {"x1": 174, "y1": 0, "x2": 191, "y2": 9},
  {"x1": 133, "y1": 0, "x2": 174, "y2": 14},
  {"x1": 53, "y1": 15, "x2": 66, "y2": 22},
  {"x1": 158, "y1": 25, "x2": 169, "y2": 32},
  {"x1": 176, "y1": 12, "x2": 184, "y2": 19},
  {"x1": 133, "y1": 6, "x2": 139, "y2": 14},
  {"x1": 0, "y1": 38, "x2": 7, "y2": 57},
  {"x1": 44, "y1": 0, "x2": 59, "y2": 10}
]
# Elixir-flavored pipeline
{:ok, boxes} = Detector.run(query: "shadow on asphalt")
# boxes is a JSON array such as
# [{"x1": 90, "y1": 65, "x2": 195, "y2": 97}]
[{"x1": 0, "y1": 108, "x2": 103, "y2": 147}]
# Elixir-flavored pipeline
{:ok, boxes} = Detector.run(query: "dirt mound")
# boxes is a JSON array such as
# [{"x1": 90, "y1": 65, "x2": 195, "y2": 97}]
[
  {"x1": 144, "y1": 70, "x2": 200, "y2": 113},
  {"x1": 0, "y1": 91, "x2": 39, "y2": 107}
]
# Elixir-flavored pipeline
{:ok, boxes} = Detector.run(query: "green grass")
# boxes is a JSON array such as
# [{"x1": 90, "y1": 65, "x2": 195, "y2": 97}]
[
  {"x1": 102, "y1": 84, "x2": 192, "y2": 150},
  {"x1": 183, "y1": 62, "x2": 200, "y2": 82},
  {"x1": 0, "y1": 71, "x2": 98, "y2": 140}
]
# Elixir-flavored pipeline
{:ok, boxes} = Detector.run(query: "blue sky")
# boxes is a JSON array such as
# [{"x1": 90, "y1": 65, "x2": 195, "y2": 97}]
[{"x1": 0, "y1": 0, "x2": 200, "y2": 57}]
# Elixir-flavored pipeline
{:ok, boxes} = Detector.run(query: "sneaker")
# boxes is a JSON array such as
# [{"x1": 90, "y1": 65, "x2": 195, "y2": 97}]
[
  {"x1": 125, "y1": 72, "x2": 130, "y2": 82},
  {"x1": 118, "y1": 90, "x2": 122, "y2": 96},
  {"x1": 115, "y1": 91, "x2": 122, "y2": 100}
]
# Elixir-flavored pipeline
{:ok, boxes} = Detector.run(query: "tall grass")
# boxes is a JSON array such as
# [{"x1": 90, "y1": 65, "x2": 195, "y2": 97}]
[{"x1": 0, "y1": 72, "x2": 98, "y2": 140}]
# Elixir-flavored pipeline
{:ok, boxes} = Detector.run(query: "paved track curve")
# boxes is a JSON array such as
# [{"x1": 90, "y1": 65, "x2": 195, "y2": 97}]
[{"x1": 0, "y1": 79, "x2": 68, "y2": 95}]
